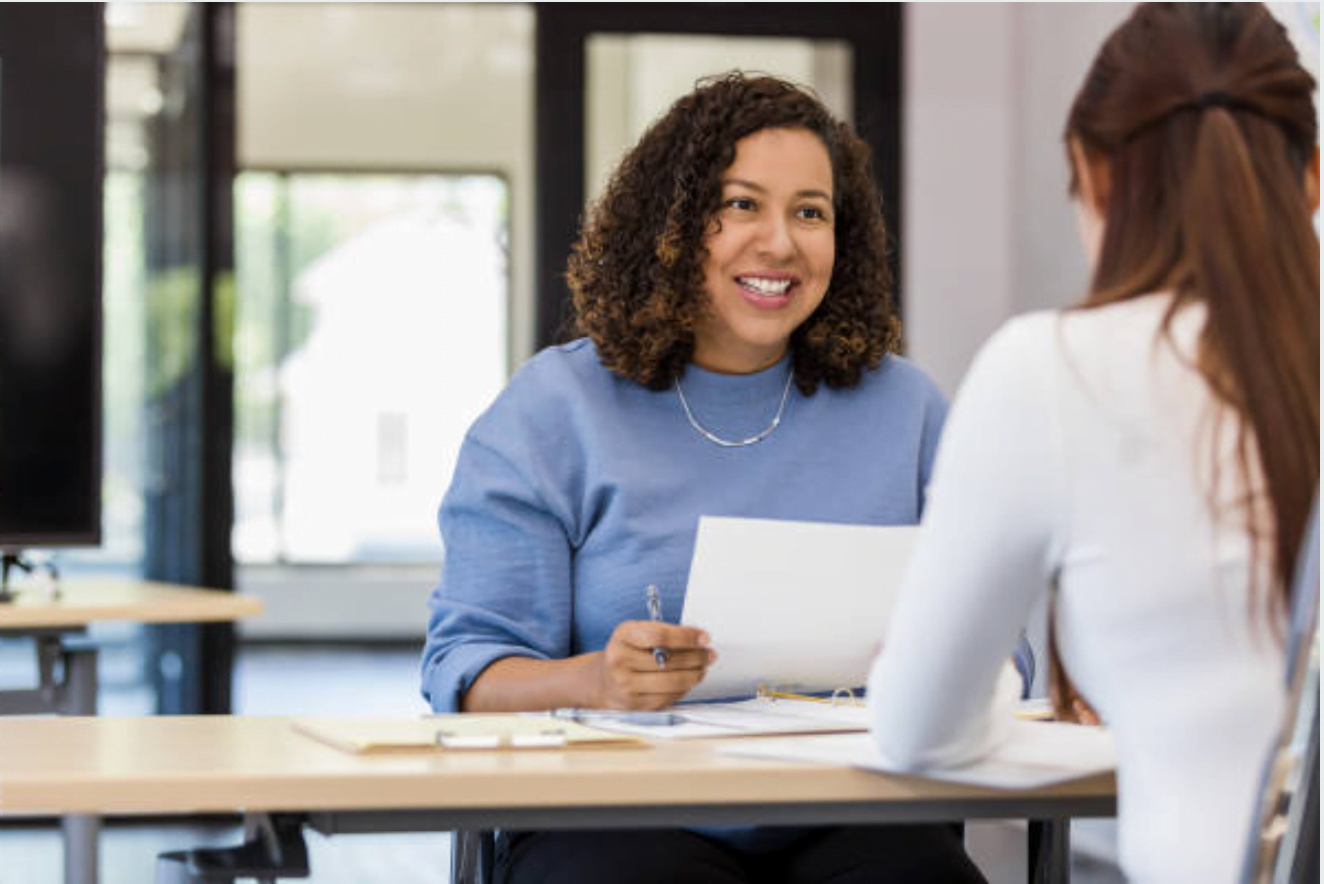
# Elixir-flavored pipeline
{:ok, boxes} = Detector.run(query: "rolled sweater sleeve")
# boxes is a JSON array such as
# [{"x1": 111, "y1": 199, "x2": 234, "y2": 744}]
[
  {"x1": 868, "y1": 314, "x2": 1063, "y2": 769},
  {"x1": 420, "y1": 363, "x2": 582, "y2": 713}
]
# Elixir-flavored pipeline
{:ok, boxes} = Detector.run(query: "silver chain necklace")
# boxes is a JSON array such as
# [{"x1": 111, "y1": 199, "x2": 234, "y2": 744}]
[{"x1": 674, "y1": 370, "x2": 795, "y2": 448}]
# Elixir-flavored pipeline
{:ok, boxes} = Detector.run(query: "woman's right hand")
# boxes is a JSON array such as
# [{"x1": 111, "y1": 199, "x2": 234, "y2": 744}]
[{"x1": 590, "y1": 621, "x2": 716, "y2": 710}]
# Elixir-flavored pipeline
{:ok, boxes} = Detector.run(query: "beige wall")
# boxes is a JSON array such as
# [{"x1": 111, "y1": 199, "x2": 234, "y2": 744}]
[{"x1": 903, "y1": 3, "x2": 1129, "y2": 397}]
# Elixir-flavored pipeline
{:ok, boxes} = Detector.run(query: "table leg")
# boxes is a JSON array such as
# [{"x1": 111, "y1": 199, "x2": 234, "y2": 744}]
[
  {"x1": 61, "y1": 645, "x2": 100, "y2": 884},
  {"x1": 63, "y1": 814, "x2": 102, "y2": 884},
  {"x1": 1028, "y1": 818, "x2": 1070, "y2": 884}
]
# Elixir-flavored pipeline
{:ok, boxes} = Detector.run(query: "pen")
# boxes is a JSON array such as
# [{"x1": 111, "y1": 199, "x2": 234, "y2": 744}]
[
  {"x1": 552, "y1": 708, "x2": 686, "y2": 727},
  {"x1": 645, "y1": 584, "x2": 669, "y2": 669}
]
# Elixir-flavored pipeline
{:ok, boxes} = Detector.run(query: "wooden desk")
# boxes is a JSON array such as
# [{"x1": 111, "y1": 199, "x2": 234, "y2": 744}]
[
  {"x1": 0, "y1": 716, "x2": 1116, "y2": 881},
  {"x1": 0, "y1": 578, "x2": 262, "y2": 720},
  {"x1": 0, "y1": 580, "x2": 262, "y2": 884},
  {"x1": 0, "y1": 578, "x2": 262, "y2": 723},
  {"x1": 0, "y1": 578, "x2": 263, "y2": 630}
]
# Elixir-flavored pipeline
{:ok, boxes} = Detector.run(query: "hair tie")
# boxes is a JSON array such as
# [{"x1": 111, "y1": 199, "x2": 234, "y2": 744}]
[
  {"x1": 1124, "y1": 89, "x2": 1258, "y2": 141},
  {"x1": 1192, "y1": 89, "x2": 1235, "y2": 110}
]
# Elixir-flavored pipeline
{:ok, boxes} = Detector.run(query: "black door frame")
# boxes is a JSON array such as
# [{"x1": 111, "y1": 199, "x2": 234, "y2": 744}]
[
  {"x1": 143, "y1": 3, "x2": 237, "y2": 715},
  {"x1": 534, "y1": 3, "x2": 903, "y2": 350}
]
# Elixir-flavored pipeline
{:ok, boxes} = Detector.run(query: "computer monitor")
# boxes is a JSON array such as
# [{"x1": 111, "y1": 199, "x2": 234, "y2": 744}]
[{"x1": 0, "y1": 5, "x2": 104, "y2": 553}]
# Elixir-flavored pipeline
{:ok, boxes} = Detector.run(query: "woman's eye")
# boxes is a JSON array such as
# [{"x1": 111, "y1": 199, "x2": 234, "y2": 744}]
[
  {"x1": 725, "y1": 197, "x2": 756, "y2": 212},
  {"x1": 798, "y1": 205, "x2": 829, "y2": 221}
]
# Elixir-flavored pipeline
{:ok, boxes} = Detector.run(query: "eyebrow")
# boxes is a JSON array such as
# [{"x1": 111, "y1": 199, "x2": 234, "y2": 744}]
[{"x1": 723, "y1": 178, "x2": 833, "y2": 202}]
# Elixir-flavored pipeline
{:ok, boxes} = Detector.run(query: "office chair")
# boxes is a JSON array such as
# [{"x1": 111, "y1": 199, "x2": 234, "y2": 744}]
[
  {"x1": 156, "y1": 813, "x2": 310, "y2": 884},
  {"x1": 452, "y1": 829, "x2": 495, "y2": 884},
  {"x1": 1241, "y1": 496, "x2": 1319, "y2": 884}
]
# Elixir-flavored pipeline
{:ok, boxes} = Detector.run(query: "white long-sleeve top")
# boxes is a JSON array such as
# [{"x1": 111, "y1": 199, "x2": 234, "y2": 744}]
[{"x1": 869, "y1": 294, "x2": 1287, "y2": 883}]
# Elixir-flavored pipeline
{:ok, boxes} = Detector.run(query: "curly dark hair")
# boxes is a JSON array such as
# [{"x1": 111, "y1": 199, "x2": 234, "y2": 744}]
[{"x1": 567, "y1": 72, "x2": 899, "y2": 394}]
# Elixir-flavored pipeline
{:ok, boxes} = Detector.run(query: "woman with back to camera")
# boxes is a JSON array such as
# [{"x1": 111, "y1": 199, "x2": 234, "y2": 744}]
[
  {"x1": 869, "y1": 4, "x2": 1319, "y2": 882},
  {"x1": 422, "y1": 73, "x2": 986, "y2": 882}
]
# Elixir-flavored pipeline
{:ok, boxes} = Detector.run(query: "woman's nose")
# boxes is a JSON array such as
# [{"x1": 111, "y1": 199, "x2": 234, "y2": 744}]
[{"x1": 754, "y1": 213, "x2": 796, "y2": 259}]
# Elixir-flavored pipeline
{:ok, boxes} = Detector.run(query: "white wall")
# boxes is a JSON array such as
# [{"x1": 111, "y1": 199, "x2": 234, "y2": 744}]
[{"x1": 903, "y1": 3, "x2": 1128, "y2": 398}]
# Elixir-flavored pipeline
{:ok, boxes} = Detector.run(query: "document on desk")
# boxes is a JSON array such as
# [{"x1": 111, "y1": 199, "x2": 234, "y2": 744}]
[
  {"x1": 292, "y1": 716, "x2": 643, "y2": 753},
  {"x1": 552, "y1": 695, "x2": 870, "y2": 740},
  {"x1": 722, "y1": 721, "x2": 1117, "y2": 789},
  {"x1": 566, "y1": 697, "x2": 1054, "y2": 742},
  {"x1": 681, "y1": 516, "x2": 919, "y2": 702}
]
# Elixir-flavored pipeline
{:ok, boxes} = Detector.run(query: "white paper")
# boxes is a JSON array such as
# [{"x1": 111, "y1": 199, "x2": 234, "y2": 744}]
[
  {"x1": 681, "y1": 517, "x2": 919, "y2": 701},
  {"x1": 723, "y1": 721, "x2": 1117, "y2": 789},
  {"x1": 557, "y1": 696, "x2": 871, "y2": 740},
  {"x1": 678, "y1": 696, "x2": 869, "y2": 732},
  {"x1": 544, "y1": 699, "x2": 1054, "y2": 743}
]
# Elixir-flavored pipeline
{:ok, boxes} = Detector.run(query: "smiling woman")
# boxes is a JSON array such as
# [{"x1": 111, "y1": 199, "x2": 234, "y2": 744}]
[
  {"x1": 421, "y1": 73, "x2": 983, "y2": 883},
  {"x1": 696, "y1": 128, "x2": 836, "y2": 374},
  {"x1": 567, "y1": 73, "x2": 898, "y2": 395}
]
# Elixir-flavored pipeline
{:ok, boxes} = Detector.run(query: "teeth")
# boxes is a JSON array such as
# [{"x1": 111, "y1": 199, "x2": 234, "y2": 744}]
[{"x1": 738, "y1": 277, "x2": 792, "y2": 296}]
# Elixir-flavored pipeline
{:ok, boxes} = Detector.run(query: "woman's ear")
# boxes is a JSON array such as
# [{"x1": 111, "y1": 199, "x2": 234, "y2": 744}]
[
  {"x1": 1069, "y1": 138, "x2": 1110, "y2": 217},
  {"x1": 1069, "y1": 138, "x2": 1108, "y2": 267}
]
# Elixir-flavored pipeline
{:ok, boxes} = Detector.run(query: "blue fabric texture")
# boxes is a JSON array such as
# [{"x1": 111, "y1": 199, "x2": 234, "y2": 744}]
[
  {"x1": 420, "y1": 338, "x2": 948, "y2": 852},
  {"x1": 421, "y1": 338, "x2": 949, "y2": 714}
]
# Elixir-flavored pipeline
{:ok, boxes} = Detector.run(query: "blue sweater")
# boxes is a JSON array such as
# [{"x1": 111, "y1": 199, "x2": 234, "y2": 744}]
[{"x1": 421, "y1": 338, "x2": 948, "y2": 714}]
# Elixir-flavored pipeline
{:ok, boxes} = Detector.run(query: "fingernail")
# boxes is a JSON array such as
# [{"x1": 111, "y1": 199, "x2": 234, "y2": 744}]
[
  {"x1": 698, "y1": 632, "x2": 711, "y2": 647},
  {"x1": 708, "y1": 649, "x2": 719, "y2": 664}
]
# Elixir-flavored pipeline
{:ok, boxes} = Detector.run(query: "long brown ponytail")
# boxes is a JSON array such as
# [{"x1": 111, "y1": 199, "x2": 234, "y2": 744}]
[{"x1": 1053, "y1": 3, "x2": 1319, "y2": 717}]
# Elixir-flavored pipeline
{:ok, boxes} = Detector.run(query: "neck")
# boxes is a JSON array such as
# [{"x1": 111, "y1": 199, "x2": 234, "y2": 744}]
[{"x1": 691, "y1": 343, "x2": 788, "y2": 375}]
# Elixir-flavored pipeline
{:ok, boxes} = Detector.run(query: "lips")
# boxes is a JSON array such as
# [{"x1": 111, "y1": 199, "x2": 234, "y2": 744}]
[{"x1": 735, "y1": 274, "x2": 798, "y2": 308}]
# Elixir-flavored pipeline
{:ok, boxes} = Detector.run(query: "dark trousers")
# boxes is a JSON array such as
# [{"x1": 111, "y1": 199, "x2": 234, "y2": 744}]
[{"x1": 495, "y1": 825, "x2": 987, "y2": 884}]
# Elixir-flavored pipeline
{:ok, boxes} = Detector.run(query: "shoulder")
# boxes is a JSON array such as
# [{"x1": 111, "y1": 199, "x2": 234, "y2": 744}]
[
  {"x1": 942, "y1": 310, "x2": 1072, "y2": 434},
  {"x1": 490, "y1": 338, "x2": 615, "y2": 412},
  {"x1": 1054, "y1": 292, "x2": 1192, "y2": 364},
  {"x1": 820, "y1": 355, "x2": 949, "y2": 455},
  {"x1": 468, "y1": 338, "x2": 623, "y2": 443},
  {"x1": 848, "y1": 353, "x2": 949, "y2": 414},
  {"x1": 977, "y1": 294, "x2": 1185, "y2": 388},
  {"x1": 965, "y1": 310, "x2": 1064, "y2": 385},
  {"x1": 507, "y1": 337, "x2": 609, "y2": 393},
  {"x1": 879, "y1": 354, "x2": 947, "y2": 402}
]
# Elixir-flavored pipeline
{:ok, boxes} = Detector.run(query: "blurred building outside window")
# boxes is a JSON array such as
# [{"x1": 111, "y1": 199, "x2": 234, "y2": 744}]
[{"x1": 232, "y1": 172, "x2": 508, "y2": 566}]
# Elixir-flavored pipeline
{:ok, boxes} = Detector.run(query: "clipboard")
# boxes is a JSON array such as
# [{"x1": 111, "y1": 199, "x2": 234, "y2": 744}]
[
  {"x1": 570, "y1": 688, "x2": 1053, "y2": 741},
  {"x1": 292, "y1": 715, "x2": 645, "y2": 754}
]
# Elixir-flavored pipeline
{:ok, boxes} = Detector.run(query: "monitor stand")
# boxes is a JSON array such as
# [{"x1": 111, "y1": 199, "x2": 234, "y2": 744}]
[{"x1": 0, "y1": 551, "x2": 61, "y2": 603}]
